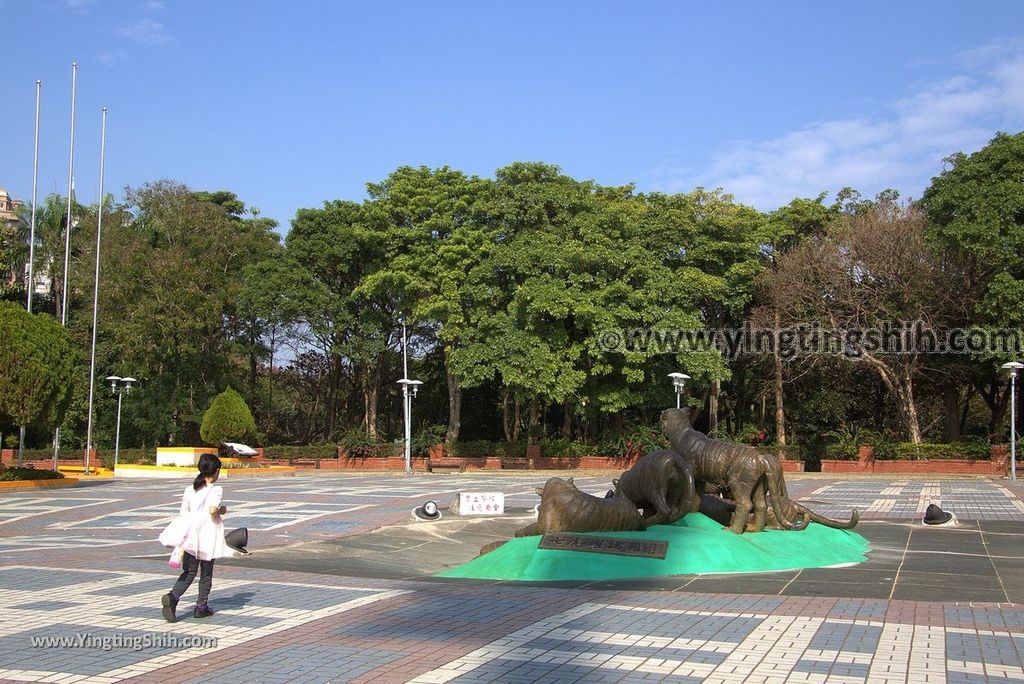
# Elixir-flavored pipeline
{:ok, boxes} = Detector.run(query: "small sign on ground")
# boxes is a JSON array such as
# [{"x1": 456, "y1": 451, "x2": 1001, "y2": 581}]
[{"x1": 451, "y1": 492, "x2": 505, "y2": 515}]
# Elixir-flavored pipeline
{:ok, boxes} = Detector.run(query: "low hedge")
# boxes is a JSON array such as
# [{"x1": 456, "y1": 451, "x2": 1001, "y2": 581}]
[
  {"x1": 262, "y1": 445, "x2": 339, "y2": 460},
  {"x1": 445, "y1": 440, "x2": 528, "y2": 458},
  {"x1": 0, "y1": 466, "x2": 65, "y2": 481},
  {"x1": 885, "y1": 441, "x2": 991, "y2": 461},
  {"x1": 343, "y1": 443, "x2": 403, "y2": 458},
  {"x1": 824, "y1": 443, "x2": 859, "y2": 461}
]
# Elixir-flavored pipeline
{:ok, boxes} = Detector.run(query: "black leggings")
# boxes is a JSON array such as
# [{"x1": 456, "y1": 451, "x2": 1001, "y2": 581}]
[{"x1": 171, "y1": 552, "x2": 215, "y2": 606}]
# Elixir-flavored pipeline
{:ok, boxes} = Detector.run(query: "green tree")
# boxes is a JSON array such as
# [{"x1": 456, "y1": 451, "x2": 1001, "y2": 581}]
[
  {"x1": 0, "y1": 302, "x2": 76, "y2": 442},
  {"x1": 98, "y1": 181, "x2": 279, "y2": 445},
  {"x1": 286, "y1": 199, "x2": 400, "y2": 439},
  {"x1": 922, "y1": 132, "x2": 1024, "y2": 438},
  {"x1": 200, "y1": 387, "x2": 258, "y2": 445},
  {"x1": 359, "y1": 166, "x2": 491, "y2": 441}
]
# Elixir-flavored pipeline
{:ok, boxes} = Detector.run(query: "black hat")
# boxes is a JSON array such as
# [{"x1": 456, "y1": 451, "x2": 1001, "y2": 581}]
[
  {"x1": 413, "y1": 500, "x2": 441, "y2": 521},
  {"x1": 923, "y1": 504, "x2": 953, "y2": 525},
  {"x1": 225, "y1": 527, "x2": 250, "y2": 554}
]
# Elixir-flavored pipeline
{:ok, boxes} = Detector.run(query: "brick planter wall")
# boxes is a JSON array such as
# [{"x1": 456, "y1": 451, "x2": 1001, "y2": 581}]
[
  {"x1": 821, "y1": 444, "x2": 1015, "y2": 475},
  {"x1": 2, "y1": 449, "x2": 92, "y2": 470}
]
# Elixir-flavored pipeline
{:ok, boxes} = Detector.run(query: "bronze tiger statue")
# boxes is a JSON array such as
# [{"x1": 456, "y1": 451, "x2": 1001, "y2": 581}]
[
  {"x1": 515, "y1": 476, "x2": 644, "y2": 537},
  {"x1": 614, "y1": 449, "x2": 697, "y2": 529},
  {"x1": 661, "y1": 408, "x2": 858, "y2": 533}
]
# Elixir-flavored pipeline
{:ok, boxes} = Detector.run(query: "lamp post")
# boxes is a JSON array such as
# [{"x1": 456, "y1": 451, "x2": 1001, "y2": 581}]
[
  {"x1": 397, "y1": 378, "x2": 422, "y2": 475},
  {"x1": 105, "y1": 376, "x2": 136, "y2": 470},
  {"x1": 668, "y1": 372, "x2": 690, "y2": 409},
  {"x1": 1002, "y1": 362, "x2": 1023, "y2": 481}
]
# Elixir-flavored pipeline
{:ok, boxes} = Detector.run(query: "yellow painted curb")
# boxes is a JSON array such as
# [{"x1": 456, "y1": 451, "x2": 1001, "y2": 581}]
[
  {"x1": 0, "y1": 478, "x2": 79, "y2": 491},
  {"x1": 114, "y1": 464, "x2": 296, "y2": 478}
]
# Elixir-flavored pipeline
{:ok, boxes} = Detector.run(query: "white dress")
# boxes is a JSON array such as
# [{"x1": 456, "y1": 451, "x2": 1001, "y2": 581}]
[{"x1": 179, "y1": 484, "x2": 231, "y2": 561}]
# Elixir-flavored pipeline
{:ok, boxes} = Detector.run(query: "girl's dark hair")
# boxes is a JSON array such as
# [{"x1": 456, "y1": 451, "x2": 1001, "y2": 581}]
[{"x1": 193, "y1": 453, "x2": 222, "y2": 490}]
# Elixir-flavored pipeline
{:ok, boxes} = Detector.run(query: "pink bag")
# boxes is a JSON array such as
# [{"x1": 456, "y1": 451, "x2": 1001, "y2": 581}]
[{"x1": 168, "y1": 546, "x2": 184, "y2": 569}]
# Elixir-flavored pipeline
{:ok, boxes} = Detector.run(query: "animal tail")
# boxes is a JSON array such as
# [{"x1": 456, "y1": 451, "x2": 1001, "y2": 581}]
[
  {"x1": 796, "y1": 504, "x2": 859, "y2": 529},
  {"x1": 764, "y1": 456, "x2": 859, "y2": 529},
  {"x1": 762, "y1": 455, "x2": 808, "y2": 530}
]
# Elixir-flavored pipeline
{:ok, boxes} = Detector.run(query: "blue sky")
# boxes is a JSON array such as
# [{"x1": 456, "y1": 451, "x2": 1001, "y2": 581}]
[{"x1": 2, "y1": 0, "x2": 1023, "y2": 233}]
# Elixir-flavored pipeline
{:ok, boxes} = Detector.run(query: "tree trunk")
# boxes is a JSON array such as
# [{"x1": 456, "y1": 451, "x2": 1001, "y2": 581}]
[
  {"x1": 899, "y1": 370, "x2": 923, "y2": 444},
  {"x1": 513, "y1": 395, "x2": 521, "y2": 442},
  {"x1": 773, "y1": 311, "x2": 787, "y2": 445},
  {"x1": 326, "y1": 353, "x2": 342, "y2": 439},
  {"x1": 502, "y1": 389, "x2": 511, "y2": 441},
  {"x1": 445, "y1": 362, "x2": 462, "y2": 442},
  {"x1": 363, "y1": 364, "x2": 380, "y2": 438},
  {"x1": 562, "y1": 400, "x2": 573, "y2": 440},
  {"x1": 528, "y1": 397, "x2": 540, "y2": 444},
  {"x1": 863, "y1": 354, "x2": 922, "y2": 443},
  {"x1": 709, "y1": 379, "x2": 720, "y2": 437},
  {"x1": 942, "y1": 382, "x2": 962, "y2": 443},
  {"x1": 980, "y1": 379, "x2": 1010, "y2": 441}
]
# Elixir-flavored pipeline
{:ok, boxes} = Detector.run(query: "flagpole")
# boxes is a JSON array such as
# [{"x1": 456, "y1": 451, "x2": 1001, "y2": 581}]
[
  {"x1": 18, "y1": 80, "x2": 42, "y2": 466},
  {"x1": 54, "y1": 61, "x2": 77, "y2": 470},
  {"x1": 85, "y1": 107, "x2": 107, "y2": 476},
  {"x1": 61, "y1": 62, "x2": 77, "y2": 326},
  {"x1": 27, "y1": 80, "x2": 41, "y2": 313}
]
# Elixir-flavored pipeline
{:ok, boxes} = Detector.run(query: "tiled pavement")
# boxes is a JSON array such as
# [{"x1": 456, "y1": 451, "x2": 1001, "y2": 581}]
[{"x1": 0, "y1": 473, "x2": 1022, "y2": 683}]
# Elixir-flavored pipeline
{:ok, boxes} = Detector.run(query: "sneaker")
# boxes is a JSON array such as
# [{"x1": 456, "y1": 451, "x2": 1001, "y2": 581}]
[
  {"x1": 161, "y1": 593, "x2": 177, "y2": 623},
  {"x1": 193, "y1": 605, "x2": 215, "y2": 619}
]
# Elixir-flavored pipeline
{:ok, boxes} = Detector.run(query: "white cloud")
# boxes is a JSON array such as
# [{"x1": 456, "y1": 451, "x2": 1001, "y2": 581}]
[
  {"x1": 98, "y1": 51, "x2": 128, "y2": 66},
  {"x1": 654, "y1": 40, "x2": 1024, "y2": 210},
  {"x1": 116, "y1": 19, "x2": 172, "y2": 45},
  {"x1": 142, "y1": 0, "x2": 165, "y2": 10}
]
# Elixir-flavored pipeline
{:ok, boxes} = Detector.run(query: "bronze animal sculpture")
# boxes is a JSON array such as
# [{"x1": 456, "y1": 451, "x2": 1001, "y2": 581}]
[
  {"x1": 661, "y1": 408, "x2": 858, "y2": 533},
  {"x1": 614, "y1": 449, "x2": 697, "y2": 529},
  {"x1": 515, "y1": 476, "x2": 644, "y2": 537}
]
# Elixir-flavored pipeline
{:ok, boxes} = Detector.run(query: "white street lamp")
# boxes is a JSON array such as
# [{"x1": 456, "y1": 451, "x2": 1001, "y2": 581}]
[
  {"x1": 668, "y1": 372, "x2": 690, "y2": 409},
  {"x1": 397, "y1": 378, "x2": 423, "y2": 475},
  {"x1": 1002, "y1": 362, "x2": 1023, "y2": 481},
  {"x1": 105, "y1": 375, "x2": 136, "y2": 470}
]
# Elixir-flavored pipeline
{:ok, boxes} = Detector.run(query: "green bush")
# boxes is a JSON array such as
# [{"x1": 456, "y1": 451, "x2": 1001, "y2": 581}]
[
  {"x1": 856, "y1": 429, "x2": 898, "y2": 460},
  {"x1": 337, "y1": 427, "x2": 378, "y2": 449},
  {"x1": 200, "y1": 388, "x2": 258, "y2": 445},
  {"x1": 336, "y1": 429, "x2": 401, "y2": 457},
  {"x1": 0, "y1": 466, "x2": 65, "y2": 481},
  {"x1": 262, "y1": 445, "x2": 339, "y2": 460},
  {"x1": 445, "y1": 440, "x2": 493, "y2": 458},
  {"x1": 412, "y1": 423, "x2": 447, "y2": 456},
  {"x1": 100, "y1": 449, "x2": 155, "y2": 469},
  {"x1": 539, "y1": 438, "x2": 601, "y2": 458},
  {"x1": 887, "y1": 440, "x2": 992, "y2": 461},
  {"x1": 604, "y1": 424, "x2": 668, "y2": 459}
]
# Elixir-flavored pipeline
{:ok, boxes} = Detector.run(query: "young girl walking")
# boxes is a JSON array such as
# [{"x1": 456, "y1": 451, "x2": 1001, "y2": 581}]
[{"x1": 162, "y1": 453, "x2": 231, "y2": 622}]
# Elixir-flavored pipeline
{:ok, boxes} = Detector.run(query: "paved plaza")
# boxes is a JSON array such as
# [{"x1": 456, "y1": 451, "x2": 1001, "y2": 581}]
[{"x1": 0, "y1": 472, "x2": 1023, "y2": 683}]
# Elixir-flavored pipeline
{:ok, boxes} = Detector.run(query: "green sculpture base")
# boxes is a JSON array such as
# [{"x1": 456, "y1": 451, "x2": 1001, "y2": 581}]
[{"x1": 436, "y1": 513, "x2": 869, "y2": 582}]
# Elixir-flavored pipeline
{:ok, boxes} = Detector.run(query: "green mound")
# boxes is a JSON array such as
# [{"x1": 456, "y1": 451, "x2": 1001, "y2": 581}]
[{"x1": 436, "y1": 513, "x2": 869, "y2": 581}]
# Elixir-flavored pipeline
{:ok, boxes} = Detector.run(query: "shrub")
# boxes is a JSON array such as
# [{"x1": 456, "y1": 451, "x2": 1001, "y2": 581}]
[
  {"x1": 605, "y1": 424, "x2": 668, "y2": 459},
  {"x1": 200, "y1": 388, "x2": 258, "y2": 446},
  {"x1": 821, "y1": 430, "x2": 859, "y2": 460},
  {"x1": 887, "y1": 440, "x2": 992, "y2": 461},
  {"x1": 539, "y1": 439, "x2": 600, "y2": 458},
  {"x1": 0, "y1": 466, "x2": 65, "y2": 481},
  {"x1": 337, "y1": 430, "x2": 402, "y2": 458},
  {"x1": 262, "y1": 445, "x2": 339, "y2": 460},
  {"x1": 412, "y1": 423, "x2": 446, "y2": 456},
  {"x1": 445, "y1": 440, "x2": 494, "y2": 458}
]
